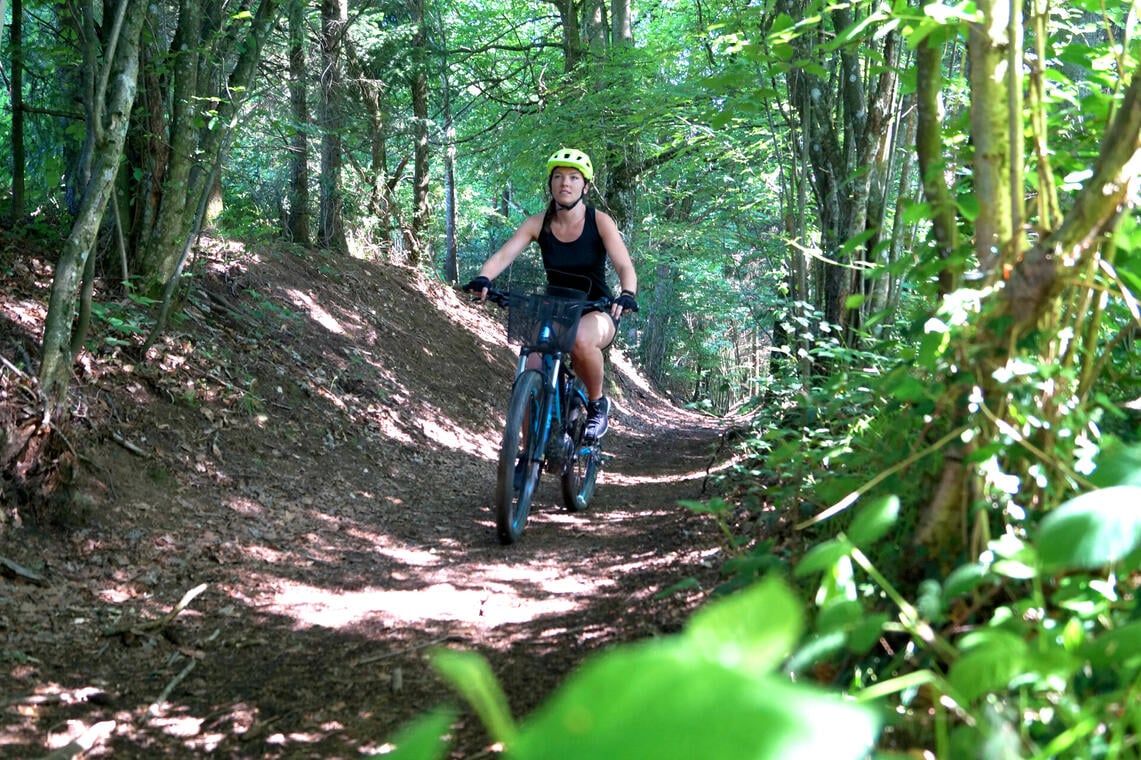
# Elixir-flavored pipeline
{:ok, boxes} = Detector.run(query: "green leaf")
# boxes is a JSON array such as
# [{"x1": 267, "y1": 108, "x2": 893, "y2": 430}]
[
  {"x1": 1088, "y1": 436, "x2": 1141, "y2": 488},
  {"x1": 942, "y1": 563, "x2": 994, "y2": 602},
  {"x1": 846, "y1": 495, "x2": 900, "y2": 546},
  {"x1": 847, "y1": 614, "x2": 890, "y2": 654},
  {"x1": 1084, "y1": 621, "x2": 1141, "y2": 668},
  {"x1": 382, "y1": 708, "x2": 457, "y2": 760},
  {"x1": 512, "y1": 640, "x2": 880, "y2": 760},
  {"x1": 654, "y1": 577, "x2": 702, "y2": 599},
  {"x1": 684, "y1": 576, "x2": 802, "y2": 676},
  {"x1": 1037, "y1": 487, "x2": 1141, "y2": 570},
  {"x1": 816, "y1": 599, "x2": 864, "y2": 635},
  {"x1": 430, "y1": 649, "x2": 517, "y2": 746},
  {"x1": 948, "y1": 630, "x2": 1028, "y2": 704},
  {"x1": 680, "y1": 497, "x2": 733, "y2": 515},
  {"x1": 794, "y1": 538, "x2": 852, "y2": 577}
]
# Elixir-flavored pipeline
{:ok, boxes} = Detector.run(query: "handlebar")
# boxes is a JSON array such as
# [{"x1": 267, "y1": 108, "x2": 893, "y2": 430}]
[{"x1": 468, "y1": 285, "x2": 613, "y2": 313}]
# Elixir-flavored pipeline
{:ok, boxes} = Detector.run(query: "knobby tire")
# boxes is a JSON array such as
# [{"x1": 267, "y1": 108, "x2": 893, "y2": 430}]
[
  {"x1": 495, "y1": 369, "x2": 545, "y2": 544},
  {"x1": 561, "y1": 379, "x2": 600, "y2": 512}
]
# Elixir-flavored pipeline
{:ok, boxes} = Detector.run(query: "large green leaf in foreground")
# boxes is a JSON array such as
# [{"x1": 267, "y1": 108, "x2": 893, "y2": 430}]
[
  {"x1": 1037, "y1": 486, "x2": 1141, "y2": 570},
  {"x1": 507, "y1": 577, "x2": 879, "y2": 759}
]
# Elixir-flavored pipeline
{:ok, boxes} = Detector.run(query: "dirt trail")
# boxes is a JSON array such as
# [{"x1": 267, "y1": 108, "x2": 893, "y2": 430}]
[{"x1": 0, "y1": 239, "x2": 732, "y2": 758}]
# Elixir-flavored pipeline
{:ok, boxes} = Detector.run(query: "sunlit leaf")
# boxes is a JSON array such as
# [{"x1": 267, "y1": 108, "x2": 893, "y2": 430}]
[
  {"x1": 948, "y1": 630, "x2": 1028, "y2": 703},
  {"x1": 684, "y1": 576, "x2": 802, "y2": 675},
  {"x1": 846, "y1": 495, "x2": 900, "y2": 546},
  {"x1": 512, "y1": 639, "x2": 880, "y2": 760},
  {"x1": 430, "y1": 649, "x2": 517, "y2": 746},
  {"x1": 1037, "y1": 487, "x2": 1141, "y2": 570},
  {"x1": 381, "y1": 708, "x2": 457, "y2": 760},
  {"x1": 1088, "y1": 437, "x2": 1141, "y2": 488},
  {"x1": 794, "y1": 539, "x2": 852, "y2": 577},
  {"x1": 1083, "y1": 621, "x2": 1141, "y2": 667}
]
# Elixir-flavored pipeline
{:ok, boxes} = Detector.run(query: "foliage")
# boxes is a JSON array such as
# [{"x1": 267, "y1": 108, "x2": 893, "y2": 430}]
[{"x1": 380, "y1": 578, "x2": 880, "y2": 759}]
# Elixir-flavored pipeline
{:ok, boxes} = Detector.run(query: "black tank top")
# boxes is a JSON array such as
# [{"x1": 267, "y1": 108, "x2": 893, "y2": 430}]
[{"x1": 538, "y1": 207, "x2": 612, "y2": 301}]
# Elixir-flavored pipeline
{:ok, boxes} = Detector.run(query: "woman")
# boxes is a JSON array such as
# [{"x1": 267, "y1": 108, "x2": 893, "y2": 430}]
[{"x1": 465, "y1": 148, "x2": 639, "y2": 441}]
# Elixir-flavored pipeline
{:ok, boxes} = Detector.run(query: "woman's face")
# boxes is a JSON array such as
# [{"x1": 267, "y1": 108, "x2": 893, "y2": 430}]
[{"x1": 550, "y1": 167, "x2": 586, "y2": 201}]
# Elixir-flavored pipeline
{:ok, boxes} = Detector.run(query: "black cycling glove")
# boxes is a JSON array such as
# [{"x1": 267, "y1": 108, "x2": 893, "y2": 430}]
[
  {"x1": 614, "y1": 290, "x2": 639, "y2": 313},
  {"x1": 464, "y1": 275, "x2": 492, "y2": 293}
]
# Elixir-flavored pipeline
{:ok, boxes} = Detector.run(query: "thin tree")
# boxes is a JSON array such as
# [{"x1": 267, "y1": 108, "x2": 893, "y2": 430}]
[
  {"x1": 318, "y1": 0, "x2": 349, "y2": 253},
  {"x1": 404, "y1": 0, "x2": 431, "y2": 266},
  {"x1": 287, "y1": 0, "x2": 311, "y2": 245},
  {"x1": 40, "y1": 0, "x2": 145, "y2": 409},
  {"x1": 7, "y1": 0, "x2": 26, "y2": 224}
]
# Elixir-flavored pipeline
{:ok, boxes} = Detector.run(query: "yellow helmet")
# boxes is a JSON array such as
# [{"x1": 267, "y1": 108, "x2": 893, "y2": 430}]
[{"x1": 546, "y1": 148, "x2": 594, "y2": 182}]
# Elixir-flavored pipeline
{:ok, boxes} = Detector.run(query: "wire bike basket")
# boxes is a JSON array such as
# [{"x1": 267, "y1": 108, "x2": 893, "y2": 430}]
[{"x1": 506, "y1": 288, "x2": 587, "y2": 353}]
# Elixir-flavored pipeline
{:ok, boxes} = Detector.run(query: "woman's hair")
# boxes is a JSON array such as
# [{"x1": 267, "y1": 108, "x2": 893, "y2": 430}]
[{"x1": 541, "y1": 199, "x2": 559, "y2": 234}]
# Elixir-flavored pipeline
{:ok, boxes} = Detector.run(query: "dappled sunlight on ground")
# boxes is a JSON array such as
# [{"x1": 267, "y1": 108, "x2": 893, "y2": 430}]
[
  {"x1": 416, "y1": 406, "x2": 501, "y2": 460},
  {"x1": 604, "y1": 455, "x2": 742, "y2": 485},
  {"x1": 253, "y1": 565, "x2": 601, "y2": 629},
  {"x1": 283, "y1": 288, "x2": 352, "y2": 335}
]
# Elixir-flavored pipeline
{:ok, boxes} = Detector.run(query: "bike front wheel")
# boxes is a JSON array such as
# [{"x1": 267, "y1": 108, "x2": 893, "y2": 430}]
[
  {"x1": 495, "y1": 369, "x2": 546, "y2": 544},
  {"x1": 560, "y1": 381, "x2": 601, "y2": 512}
]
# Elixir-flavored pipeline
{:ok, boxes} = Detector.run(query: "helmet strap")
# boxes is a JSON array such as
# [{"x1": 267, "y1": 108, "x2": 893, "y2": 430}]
[
  {"x1": 556, "y1": 195, "x2": 584, "y2": 211},
  {"x1": 550, "y1": 177, "x2": 588, "y2": 211}
]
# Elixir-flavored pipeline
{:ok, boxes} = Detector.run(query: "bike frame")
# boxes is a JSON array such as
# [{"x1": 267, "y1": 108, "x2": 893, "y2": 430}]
[{"x1": 513, "y1": 347, "x2": 588, "y2": 474}]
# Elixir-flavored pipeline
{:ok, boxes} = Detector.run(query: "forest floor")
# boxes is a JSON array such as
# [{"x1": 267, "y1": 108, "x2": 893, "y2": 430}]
[{"x1": 0, "y1": 232, "x2": 743, "y2": 759}]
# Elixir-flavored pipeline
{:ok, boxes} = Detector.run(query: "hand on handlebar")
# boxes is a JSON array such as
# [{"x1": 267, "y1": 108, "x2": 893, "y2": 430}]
[
  {"x1": 611, "y1": 290, "x2": 639, "y2": 319},
  {"x1": 463, "y1": 276, "x2": 492, "y2": 302}
]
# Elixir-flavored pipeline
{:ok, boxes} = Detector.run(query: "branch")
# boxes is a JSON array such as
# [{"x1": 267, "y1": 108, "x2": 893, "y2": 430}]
[{"x1": 1006, "y1": 61, "x2": 1141, "y2": 328}]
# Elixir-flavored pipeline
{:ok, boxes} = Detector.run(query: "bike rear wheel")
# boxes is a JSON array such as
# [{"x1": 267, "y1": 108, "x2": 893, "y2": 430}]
[
  {"x1": 495, "y1": 369, "x2": 546, "y2": 544},
  {"x1": 561, "y1": 380, "x2": 601, "y2": 512}
]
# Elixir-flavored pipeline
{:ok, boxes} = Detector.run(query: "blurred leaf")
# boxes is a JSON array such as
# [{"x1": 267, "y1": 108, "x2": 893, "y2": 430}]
[
  {"x1": 847, "y1": 614, "x2": 890, "y2": 654},
  {"x1": 794, "y1": 539, "x2": 852, "y2": 577},
  {"x1": 847, "y1": 495, "x2": 900, "y2": 546},
  {"x1": 380, "y1": 708, "x2": 457, "y2": 760},
  {"x1": 948, "y1": 630, "x2": 1027, "y2": 703},
  {"x1": 1088, "y1": 436, "x2": 1141, "y2": 488},
  {"x1": 1083, "y1": 621, "x2": 1141, "y2": 668},
  {"x1": 430, "y1": 649, "x2": 516, "y2": 746},
  {"x1": 512, "y1": 638, "x2": 880, "y2": 760},
  {"x1": 942, "y1": 563, "x2": 993, "y2": 602},
  {"x1": 1037, "y1": 487, "x2": 1141, "y2": 570},
  {"x1": 680, "y1": 497, "x2": 734, "y2": 515},
  {"x1": 684, "y1": 576, "x2": 802, "y2": 675}
]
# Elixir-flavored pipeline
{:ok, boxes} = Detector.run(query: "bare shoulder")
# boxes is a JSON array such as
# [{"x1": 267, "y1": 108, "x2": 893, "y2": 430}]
[
  {"x1": 594, "y1": 209, "x2": 625, "y2": 240},
  {"x1": 594, "y1": 208, "x2": 619, "y2": 229},
  {"x1": 519, "y1": 213, "x2": 545, "y2": 238}
]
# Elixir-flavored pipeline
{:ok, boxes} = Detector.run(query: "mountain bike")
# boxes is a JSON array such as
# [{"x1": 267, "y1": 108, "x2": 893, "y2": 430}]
[{"x1": 475, "y1": 285, "x2": 611, "y2": 544}]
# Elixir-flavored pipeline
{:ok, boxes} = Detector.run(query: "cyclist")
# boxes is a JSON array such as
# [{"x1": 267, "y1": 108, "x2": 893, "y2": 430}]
[{"x1": 465, "y1": 148, "x2": 638, "y2": 441}]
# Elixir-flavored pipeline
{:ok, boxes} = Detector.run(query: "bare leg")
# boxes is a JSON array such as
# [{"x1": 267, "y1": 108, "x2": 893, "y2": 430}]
[{"x1": 572, "y1": 311, "x2": 616, "y2": 400}]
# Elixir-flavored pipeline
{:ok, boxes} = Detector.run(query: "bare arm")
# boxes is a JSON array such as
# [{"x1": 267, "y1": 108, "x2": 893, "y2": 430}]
[
  {"x1": 477, "y1": 214, "x2": 543, "y2": 281},
  {"x1": 596, "y1": 211, "x2": 638, "y2": 310}
]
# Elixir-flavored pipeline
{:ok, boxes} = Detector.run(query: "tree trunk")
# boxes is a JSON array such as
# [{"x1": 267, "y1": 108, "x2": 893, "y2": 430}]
[
  {"x1": 318, "y1": 0, "x2": 349, "y2": 253},
  {"x1": 404, "y1": 0, "x2": 430, "y2": 267},
  {"x1": 40, "y1": 0, "x2": 145, "y2": 409},
  {"x1": 443, "y1": 119, "x2": 457, "y2": 282},
  {"x1": 287, "y1": 0, "x2": 311, "y2": 244},
  {"x1": 8, "y1": 0, "x2": 26, "y2": 224},
  {"x1": 548, "y1": 0, "x2": 582, "y2": 73},
  {"x1": 135, "y1": 0, "x2": 201, "y2": 293},
  {"x1": 776, "y1": 0, "x2": 899, "y2": 345},
  {"x1": 611, "y1": 0, "x2": 631, "y2": 44},
  {"x1": 126, "y1": 0, "x2": 282, "y2": 295}
]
